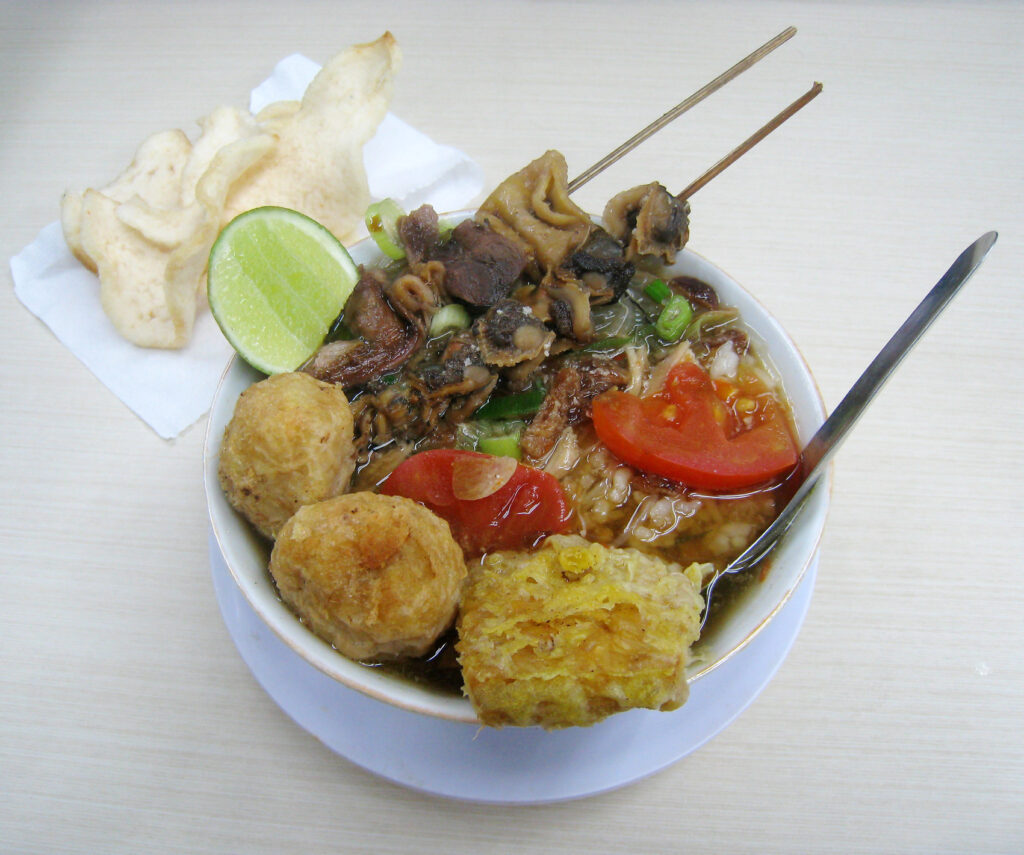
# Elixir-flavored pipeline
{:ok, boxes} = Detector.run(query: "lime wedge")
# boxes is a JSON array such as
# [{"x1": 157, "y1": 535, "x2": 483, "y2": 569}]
[{"x1": 208, "y1": 206, "x2": 359, "y2": 375}]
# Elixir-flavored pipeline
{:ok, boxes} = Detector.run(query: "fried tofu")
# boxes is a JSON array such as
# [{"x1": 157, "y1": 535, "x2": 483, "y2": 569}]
[
  {"x1": 457, "y1": 534, "x2": 707, "y2": 728},
  {"x1": 270, "y1": 493, "x2": 467, "y2": 660},
  {"x1": 218, "y1": 371, "x2": 355, "y2": 539}
]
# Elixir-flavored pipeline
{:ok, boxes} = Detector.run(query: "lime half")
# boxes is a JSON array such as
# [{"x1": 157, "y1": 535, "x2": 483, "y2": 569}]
[{"x1": 208, "y1": 206, "x2": 359, "y2": 375}]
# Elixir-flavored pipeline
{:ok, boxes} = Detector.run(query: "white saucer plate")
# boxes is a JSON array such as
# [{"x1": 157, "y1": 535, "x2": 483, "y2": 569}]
[{"x1": 210, "y1": 534, "x2": 817, "y2": 804}]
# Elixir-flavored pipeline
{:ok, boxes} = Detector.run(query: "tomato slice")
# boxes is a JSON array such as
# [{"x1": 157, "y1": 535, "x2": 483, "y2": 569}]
[
  {"x1": 592, "y1": 361, "x2": 799, "y2": 491},
  {"x1": 379, "y1": 449, "x2": 571, "y2": 554}
]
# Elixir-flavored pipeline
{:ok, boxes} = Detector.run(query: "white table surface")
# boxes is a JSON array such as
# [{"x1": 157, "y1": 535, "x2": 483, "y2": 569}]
[{"x1": 2, "y1": 2, "x2": 1022, "y2": 852}]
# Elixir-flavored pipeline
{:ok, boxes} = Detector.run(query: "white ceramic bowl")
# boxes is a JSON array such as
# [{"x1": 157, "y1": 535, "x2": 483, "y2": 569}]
[{"x1": 204, "y1": 214, "x2": 830, "y2": 725}]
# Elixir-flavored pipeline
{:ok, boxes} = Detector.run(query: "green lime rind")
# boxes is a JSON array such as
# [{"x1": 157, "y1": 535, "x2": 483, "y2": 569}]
[{"x1": 208, "y1": 206, "x2": 359, "y2": 375}]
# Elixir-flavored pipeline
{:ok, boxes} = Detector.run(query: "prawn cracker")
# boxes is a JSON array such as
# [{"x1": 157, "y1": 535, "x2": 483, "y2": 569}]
[
  {"x1": 221, "y1": 33, "x2": 401, "y2": 248},
  {"x1": 60, "y1": 33, "x2": 400, "y2": 349}
]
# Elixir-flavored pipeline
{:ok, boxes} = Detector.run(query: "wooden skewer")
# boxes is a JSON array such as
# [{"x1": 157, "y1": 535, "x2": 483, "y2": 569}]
[
  {"x1": 677, "y1": 81, "x2": 823, "y2": 200},
  {"x1": 566, "y1": 26, "x2": 797, "y2": 193}
]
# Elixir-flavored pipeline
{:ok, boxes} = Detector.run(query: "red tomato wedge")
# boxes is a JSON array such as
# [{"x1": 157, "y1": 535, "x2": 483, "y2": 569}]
[
  {"x1": 379, "y1": 449, "x2": 571, "y2": 554},
  {"x1": 592, "y1": 362, "x2": 799, "y2": 491}
]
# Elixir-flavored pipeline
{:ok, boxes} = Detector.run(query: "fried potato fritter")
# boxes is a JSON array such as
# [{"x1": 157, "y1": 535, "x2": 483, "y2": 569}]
[
  {"x1": 218, "y1": 371, "x2": 355, "y2": 539},
  {"x1": 456, "y1": 535, "x2": 707, "y2": 729},
  {"x1": 270, "y1": 493, "x2": 467, "y2": 660}
]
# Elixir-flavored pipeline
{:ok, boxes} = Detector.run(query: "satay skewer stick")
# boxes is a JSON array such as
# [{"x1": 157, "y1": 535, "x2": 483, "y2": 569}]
[
  {"x1": 566, "y1": 26, "x2": 797, "y2": 193},
  {"x1": 677, "y1": 81, "x2": 823, "y2": 200}
]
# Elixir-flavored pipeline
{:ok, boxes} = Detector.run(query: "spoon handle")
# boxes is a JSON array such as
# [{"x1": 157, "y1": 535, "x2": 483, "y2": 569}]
[{"x1": 724, "y1": 231, "x2": 998, "y2": 576}]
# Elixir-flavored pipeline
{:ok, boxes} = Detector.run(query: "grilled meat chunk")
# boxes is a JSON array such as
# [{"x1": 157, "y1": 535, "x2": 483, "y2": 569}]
[
  {"x1": 433, "y1": 219, "x2": 527, "y2": 307},
  {"x1": 397, "y1": 204, "x2": 442, "y2": 265}
]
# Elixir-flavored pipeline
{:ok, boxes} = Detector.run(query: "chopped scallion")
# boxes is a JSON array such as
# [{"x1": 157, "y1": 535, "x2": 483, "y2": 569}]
[
  {"x1": 478, "y1": 433, "x2": 522, "y2": 460},
  {"x1": 455, "y1": 419, "x2": 526, "y2": 454},
  {"x1": 428, "y1": 303, "x2": 471, "y2": 337},
  {"x1": 644, "y1": 278, "x2": 671, "y2": 304},
  {"x1": 365, "y1": 198, "x2": 406, "y2": 260},
  {"x1": 655, "y1": 295, "x2": 694, "y2": 341}
]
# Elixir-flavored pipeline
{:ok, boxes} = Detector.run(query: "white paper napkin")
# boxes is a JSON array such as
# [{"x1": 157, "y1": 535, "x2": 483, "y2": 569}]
[{"x1": 11, "y1": 54, "x2": 485, "y2": 439}]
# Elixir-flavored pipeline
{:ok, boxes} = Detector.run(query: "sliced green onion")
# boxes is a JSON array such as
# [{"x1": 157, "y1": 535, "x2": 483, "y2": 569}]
[
  {"x1": 455, "y1": 420, "x2": 525, "y2": 453},
  {"x1": 478, "y1": 433, "x2": 522, "y2": 460},
  {"x1": 644, "y1": 278, "x2": 671, "y2": 304},
  {"x1": 365, "y1": 198, "x2": 406, "y2": 260},
  {"x1": 428, "y1": 303, "x2": 471, "y2": 337},
  {"x1": 655, "y1": 295, "x2": 694, "y2": 341},
  {"x1": 473, "y1": 380, "x2": 546, "y2": 420},
  {"x1": 437, "y1": 218, "x2": 455, "y2": 238}
]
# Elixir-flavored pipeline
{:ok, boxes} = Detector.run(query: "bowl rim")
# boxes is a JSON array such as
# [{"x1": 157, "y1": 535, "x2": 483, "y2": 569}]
[{"x1": 204, "y1": 212, "x2": 832, "y2": 725}]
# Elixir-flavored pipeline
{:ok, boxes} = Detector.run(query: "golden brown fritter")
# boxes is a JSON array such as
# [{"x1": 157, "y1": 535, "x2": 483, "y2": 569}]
[
  {"x1": 269, "y1": 493, "x2": 467, "y2": 661},
  {"x1": 457, "y1": 535, "x2": 707, "y2": 729},
  {"x1": 218, "y1": 371, "x2": 355, "y2": 539}
]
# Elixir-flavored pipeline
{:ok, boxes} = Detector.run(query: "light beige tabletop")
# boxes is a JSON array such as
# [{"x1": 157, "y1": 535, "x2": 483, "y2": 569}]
[{"x1": 3, "y1": 2, "x2": 1022, "y2": 852}]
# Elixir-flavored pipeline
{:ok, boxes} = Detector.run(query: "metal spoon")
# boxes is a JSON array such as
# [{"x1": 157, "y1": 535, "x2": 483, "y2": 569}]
[{"x1": 715, "y1": 230, "x2": 998, "y2": 583}]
